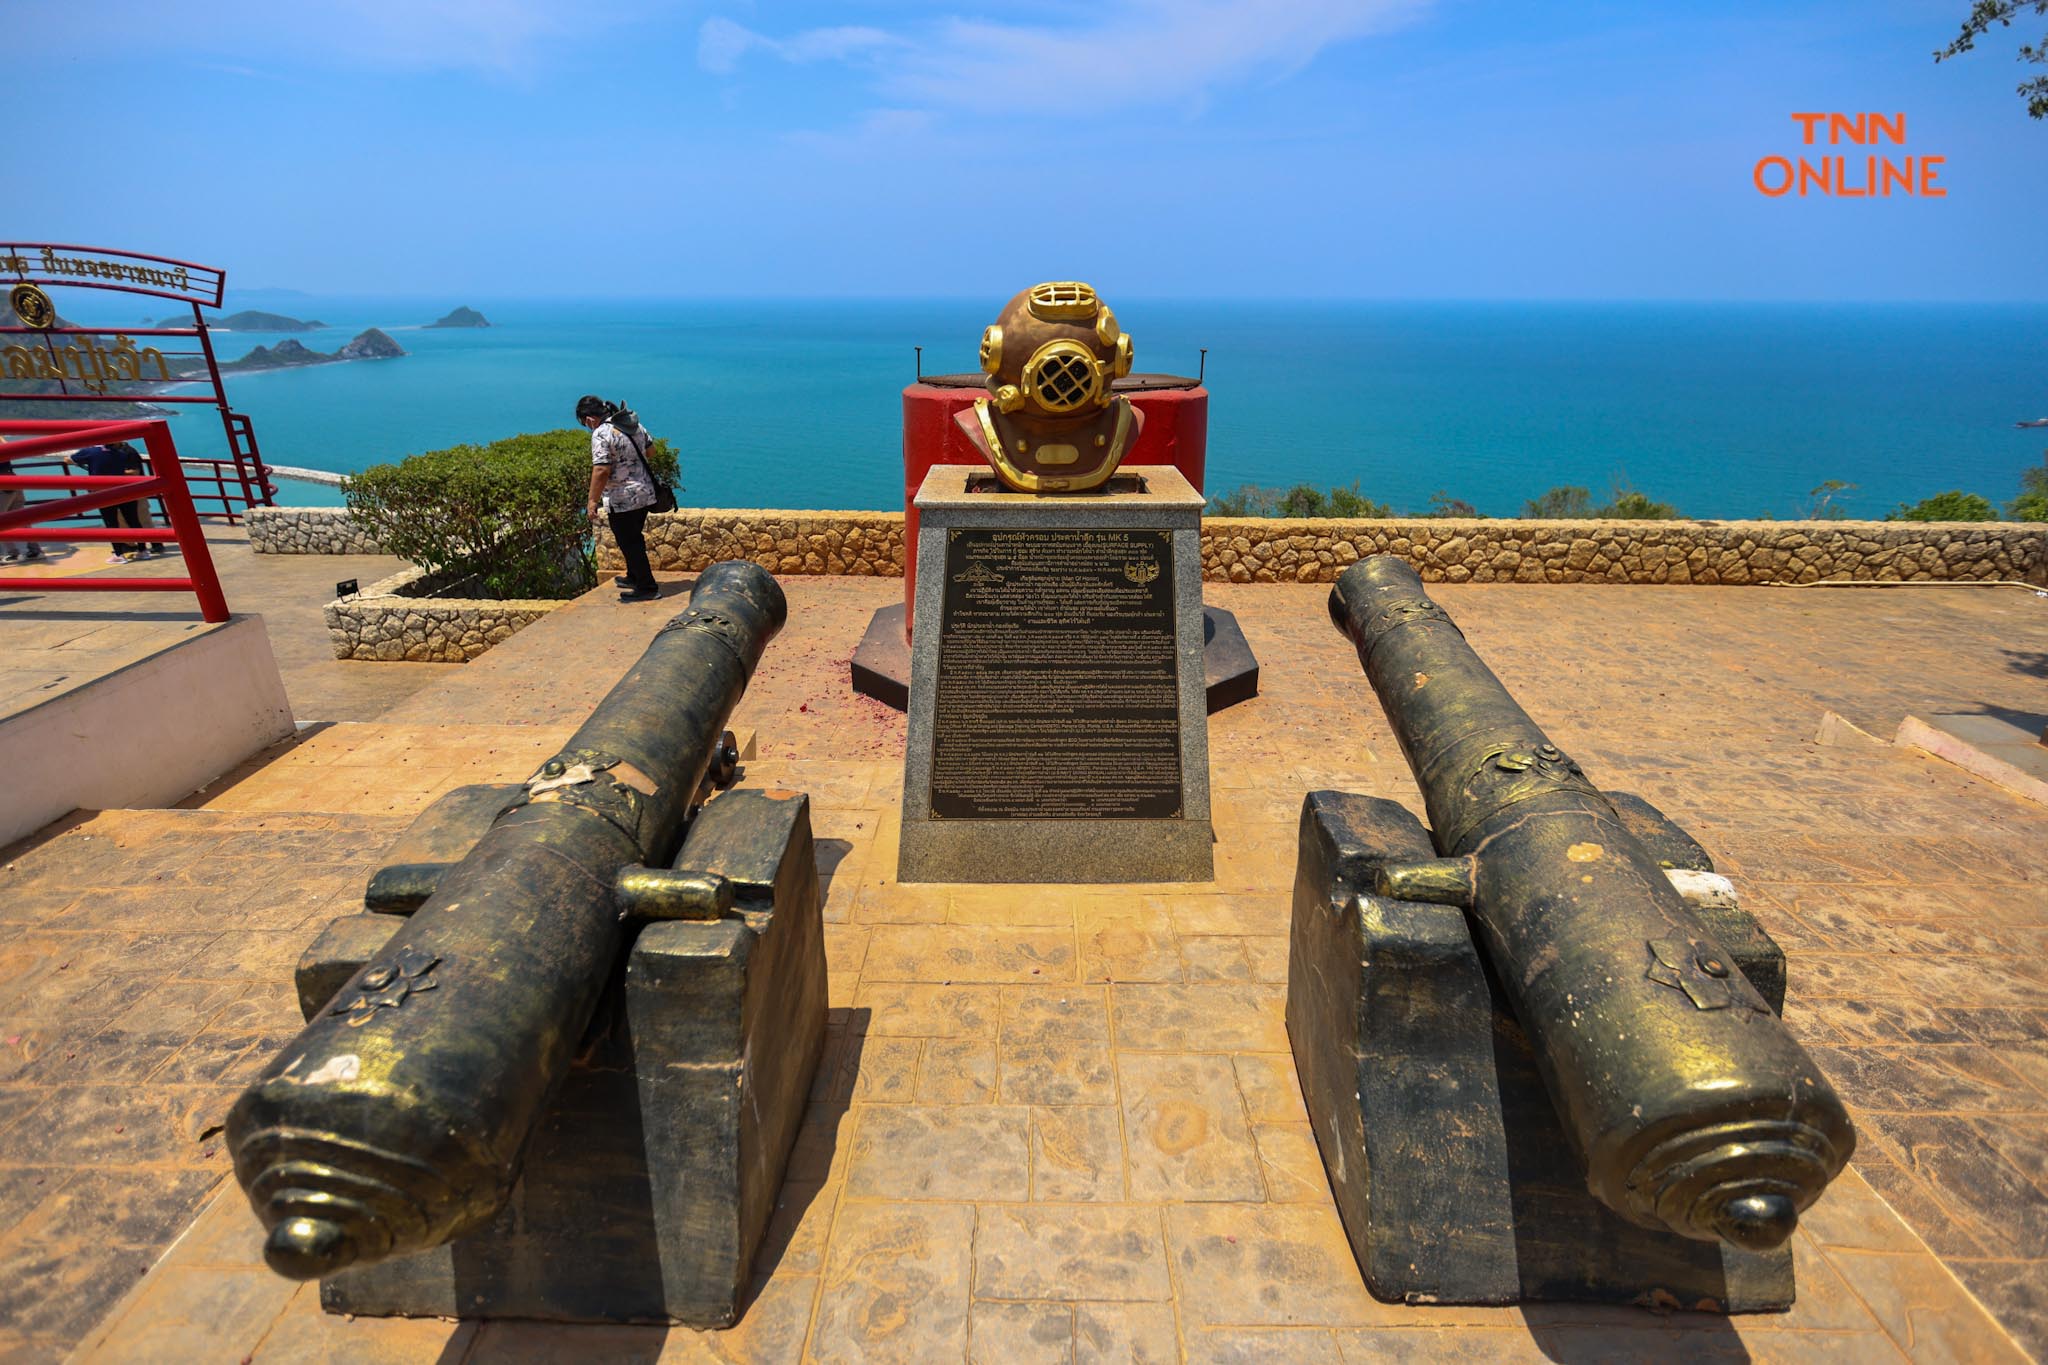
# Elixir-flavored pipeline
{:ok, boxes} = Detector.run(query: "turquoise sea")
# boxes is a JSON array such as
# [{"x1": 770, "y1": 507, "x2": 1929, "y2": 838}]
[{"x1": 76, "y1": 298, "x2": 2047, "y2": 519}]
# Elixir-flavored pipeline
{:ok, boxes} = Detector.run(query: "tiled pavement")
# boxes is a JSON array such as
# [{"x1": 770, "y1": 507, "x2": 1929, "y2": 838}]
[
  {"x1": 1, "y1": 526, "x2": 445, "y2": 724},
  {"x1": 1, "y1": 570, "x2": 2044, "y2": 1361}
]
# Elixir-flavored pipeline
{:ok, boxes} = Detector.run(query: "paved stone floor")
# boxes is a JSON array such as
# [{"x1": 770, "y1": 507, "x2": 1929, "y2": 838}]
[
  {"x1": 0, "y1": 526, "x2": 445, "y2": 724},
  {"x1": 2, "y1": 569, "x2": 2045, "y2": 1361}
]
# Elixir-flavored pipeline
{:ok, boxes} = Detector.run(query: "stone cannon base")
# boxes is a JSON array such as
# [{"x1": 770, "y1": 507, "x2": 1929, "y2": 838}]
[
  {"x1": 291, "y1": 785, "x2": 828, "y2": 1327},
  {"x1": 1285, "y1": 790, "x2": 1796, "y2": 1313},
  {"x1": 851, "y1": 600, "x2": 1260, "y2": 715}
]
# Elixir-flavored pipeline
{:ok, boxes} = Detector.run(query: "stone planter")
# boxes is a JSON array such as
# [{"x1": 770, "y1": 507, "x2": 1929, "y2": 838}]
[
  {"x1": 322, "y1": 566, "x2": 564, "y2": 662},
  {"x1": 249, "y1": 507, "x2": 387, "y2": 555}
]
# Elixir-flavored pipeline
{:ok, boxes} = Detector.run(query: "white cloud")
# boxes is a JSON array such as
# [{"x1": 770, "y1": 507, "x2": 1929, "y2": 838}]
[
  {"x1": 699, "y1": 17, "x2": 903, "y2": 75},
  {"x1": 13, "y1": 0, "x2": 669, "y2": 76},
  {"x1": 699, "y1": 0, "x2": 1427, "y2": 112}
]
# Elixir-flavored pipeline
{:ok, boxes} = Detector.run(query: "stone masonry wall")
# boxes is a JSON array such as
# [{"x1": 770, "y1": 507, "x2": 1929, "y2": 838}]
[
  {"x1": 248, "y1": 507, "x2": 385, "y2": 555},
  {"x1": 276, "y1": 505, "x2": 2045, "y2": 586},
  {"x1": 601, "y1": 510, "x2": 2045, "y2": 586},
  {"x1": 596, "y1": 510, "x2": 906, "y2": 576},
  {"x1": 1198, "y1": 518, "x2": 2048, "y2": 585},
  {"x1": 322, "y1": 567, "x2": 562, "y2": 662}
]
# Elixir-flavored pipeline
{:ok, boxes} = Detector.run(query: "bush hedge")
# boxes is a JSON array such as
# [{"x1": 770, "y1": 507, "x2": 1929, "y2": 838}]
[
  {"x1": 344, "y1": 428, "x2": 679, "y2": 600},
  {"x1": 1887, "y1": 490, "x2": 1997, "y2": 523},
  {"x1": 1205, "y1": 482, "x2": 1391, "y2": 517}
]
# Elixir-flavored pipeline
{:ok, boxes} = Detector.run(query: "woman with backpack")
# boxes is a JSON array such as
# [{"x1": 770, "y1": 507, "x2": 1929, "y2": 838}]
[{"x1": 576, "y1": 395, "x2": 668, "y2": 602}]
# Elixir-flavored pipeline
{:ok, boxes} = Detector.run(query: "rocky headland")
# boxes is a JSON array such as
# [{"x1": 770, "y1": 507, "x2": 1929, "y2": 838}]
[
  {"x1": 154, "y1": 309, "x2": 328, "y2": 331},
  {"x1": 225, "y1": 328, "x2": 406, "y2": 372}
]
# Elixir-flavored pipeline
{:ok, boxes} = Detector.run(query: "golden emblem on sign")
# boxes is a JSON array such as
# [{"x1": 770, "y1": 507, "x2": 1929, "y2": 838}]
[
  {"x1": 1123, "y1": 559, "x2": 1160, "y2": 585},
  {"x1": 9, "y1": 283, "x2": 56, "y2": 330}
]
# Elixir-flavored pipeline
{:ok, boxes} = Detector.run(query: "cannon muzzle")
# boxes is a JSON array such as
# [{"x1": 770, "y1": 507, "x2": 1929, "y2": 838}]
[
  {"x1": 1328, "y1": 556, "x2": 1852, "y2": 1250},
  {"x1": 227, "y1": 561, "x2": 788, "y2": 1279}
]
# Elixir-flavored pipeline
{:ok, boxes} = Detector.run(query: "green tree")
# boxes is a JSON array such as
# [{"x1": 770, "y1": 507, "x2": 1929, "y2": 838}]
[
  {"x1": 1427, "y1": 491, "x2": 1484, "y2": 518},
  {"x1": 2010, "y1": 455, "x2": 2048, "y2": 520},
  {"x1": 1275, "y1": 484, "x2": 1330, "y2": 518},
  {"x1": 1936, "y1": 1, "x2": 2048, "y2": 117},
  {"x1": 1205, "y1": 482, "x2": 1390, "y2": 518},
  {"x1": 1799, "y1": 480, "x2": 1857, "y2": 520},
  {"x1": 1327, "y1": 482, "x2": 1393, "y2": 517},
  {"x1": 1521, "y1": 486, "x2": 1595, "y2": 518},
  {"x1": 1887, "y1": 490, "x2": 1998, "y2": 522}
]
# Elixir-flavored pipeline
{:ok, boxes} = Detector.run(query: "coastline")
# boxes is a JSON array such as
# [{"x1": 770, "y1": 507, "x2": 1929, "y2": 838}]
[{"x1": 105, "y1": 298, "x2": 2045, "y2": 519}]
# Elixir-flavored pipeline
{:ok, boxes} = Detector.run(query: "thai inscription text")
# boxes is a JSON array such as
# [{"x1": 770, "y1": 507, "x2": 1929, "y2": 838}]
[
  {"x1": 1, "y1": 334, "x2": 171, "y2": 393},
  {"x1": 929, "y1": 526, "x2": 1183, "y2": 820}
]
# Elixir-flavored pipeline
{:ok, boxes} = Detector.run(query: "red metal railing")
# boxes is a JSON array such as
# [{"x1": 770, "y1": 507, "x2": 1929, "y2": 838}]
[
  {"x1": 0, "y1": 449, "x2": 262, "y2": 525},
  {"x1": 0, "y1": 417, "x2": 230, "y2": 622},
  {"x1": 4, "y1": 243, "x2": 275, "y2": 522}
]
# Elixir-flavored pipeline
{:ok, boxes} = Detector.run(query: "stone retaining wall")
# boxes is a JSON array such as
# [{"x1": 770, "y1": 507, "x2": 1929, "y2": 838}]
[
  {"x1": 597, "y1": 510, "x2": 906, "y2": 576},
  {"x1": 248, "y1": 507, "x2": 385, "y2": 555},
  {"x1": 1198, "y1": 518, "x2": 2048, "y2": 585},
  {"x1": 321, "y1": 567, "x2": 562, "y2": 662},
  {"x1": 275, "y1": 505, "x2": 2046, "y2": 587},
  {"x1": 600, "y1": 510, "x2": 2045, "y2": 586}
]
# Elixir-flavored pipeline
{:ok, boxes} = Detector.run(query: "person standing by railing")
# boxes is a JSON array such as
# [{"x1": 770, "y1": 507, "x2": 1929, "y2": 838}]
[
  {"x1": 70, "y1": 440, "x2": 160, "y2": 563},
  {"x1": 0, "y1": 446, "x2": 49, "y2": 562}
]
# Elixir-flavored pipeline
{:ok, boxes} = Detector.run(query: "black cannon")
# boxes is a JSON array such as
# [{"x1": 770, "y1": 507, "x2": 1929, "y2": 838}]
[
  {"x1": 1290, "y1": 555, "x2": 1854, "y2": 1309},
  {"x1": 228, "y1": 561, "x2": 800, "y2": 1299}
]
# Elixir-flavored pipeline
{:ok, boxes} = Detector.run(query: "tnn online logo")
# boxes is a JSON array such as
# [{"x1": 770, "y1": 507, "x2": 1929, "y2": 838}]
[{"x1": 1754, "y1": 114, "x2": 1946, "y2": 197}]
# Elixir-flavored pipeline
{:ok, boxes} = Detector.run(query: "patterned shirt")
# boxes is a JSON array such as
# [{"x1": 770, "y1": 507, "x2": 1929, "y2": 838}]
[{"x1": 591, "y1": 421, "x2": 657, "y2": 513}]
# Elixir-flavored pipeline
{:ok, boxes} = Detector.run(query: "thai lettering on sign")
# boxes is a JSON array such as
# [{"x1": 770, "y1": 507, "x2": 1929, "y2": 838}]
[{"x1": 2, "y1": 247, "x2": 209, "y2": 300}]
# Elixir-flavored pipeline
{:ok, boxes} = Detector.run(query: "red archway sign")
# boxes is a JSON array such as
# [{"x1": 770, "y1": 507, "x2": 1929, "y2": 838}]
[{"x1": 1, "y1": 243, "x2": 274, "y2": 521}]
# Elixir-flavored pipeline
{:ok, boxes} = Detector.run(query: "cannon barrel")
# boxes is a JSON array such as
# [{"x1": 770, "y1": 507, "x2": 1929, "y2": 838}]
[
  {"x1": 1328, "y1": 557, "x2": 1852, "y2": 1250},
  {"x1": 227, "y1": 561, "x2": 788, "y2": 1280}
]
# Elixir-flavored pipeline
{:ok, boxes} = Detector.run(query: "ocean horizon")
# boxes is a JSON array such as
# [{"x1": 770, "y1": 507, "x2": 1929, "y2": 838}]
[{"x1": 61, "y1": 296, "x2": 2046, "y2": 520}]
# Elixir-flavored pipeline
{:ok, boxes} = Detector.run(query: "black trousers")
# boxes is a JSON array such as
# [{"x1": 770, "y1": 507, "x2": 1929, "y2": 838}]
[
  {"x1": 610, "y1": 505, "x2": 657, "y2": 591},
  {"x1": 100, "y1": 499, "x2": 150, "y2": 556}
]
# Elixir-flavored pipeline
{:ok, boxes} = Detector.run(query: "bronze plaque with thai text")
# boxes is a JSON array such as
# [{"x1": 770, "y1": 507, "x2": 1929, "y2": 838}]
[{"x1": 930, "y1": 526, "x2": 1182, "y2": 820}]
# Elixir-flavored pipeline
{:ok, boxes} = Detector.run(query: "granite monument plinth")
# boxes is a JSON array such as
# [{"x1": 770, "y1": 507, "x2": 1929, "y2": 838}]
[{"x1": 898, "y1": 465, "x2": 1213, "y2": 883}]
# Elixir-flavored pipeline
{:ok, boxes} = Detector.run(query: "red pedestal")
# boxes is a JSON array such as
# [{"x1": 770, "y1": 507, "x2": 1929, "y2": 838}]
[{"x1": 899, "y1": 380, "x2": 1209, "y2": 628}]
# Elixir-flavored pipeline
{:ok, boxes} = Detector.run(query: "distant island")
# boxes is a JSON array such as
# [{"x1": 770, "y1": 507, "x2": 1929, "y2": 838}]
[
  {"x1": 155, "y1": 309, "x2": 329, "y2": 332},
  {"x1": 426, "y1": 306, "x2": 491, "y2": 328},
  {"x1": 224, "y1": 328, "x2": 406, "y2": 372}
]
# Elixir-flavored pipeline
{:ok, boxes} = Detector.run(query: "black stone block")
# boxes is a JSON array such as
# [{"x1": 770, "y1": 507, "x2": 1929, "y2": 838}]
[{"x1": 850, "y1": 601, "x2": 911, "y2": 711}]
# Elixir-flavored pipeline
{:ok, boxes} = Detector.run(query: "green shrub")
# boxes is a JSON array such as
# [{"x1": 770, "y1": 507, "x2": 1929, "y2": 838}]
[
  {"x1": 1426, "y1": 491, "x2": 1484, "y2": 518},
  {"x1": 1205, "y1": 482, "x2": 1391, "y2": 518},
  {"x1": 1325, "y1": 483, "x2": 1393, "y2": 518},
  {"x1": 1886, "y1": 490, "x2": 1996, "y2": 522},
  {"x1": 1522, "y1": 486, "x2": 1594, "y2": 519},
  {"x1": 344, "y1": 428, "x2": 679, "y2": 600},
  {"x1": 1595, "y1": 488, "x2": 1683, "y2": 519},
  {"x1": 2010, "y1": 457, "x2": 2048, "y2": 522}
]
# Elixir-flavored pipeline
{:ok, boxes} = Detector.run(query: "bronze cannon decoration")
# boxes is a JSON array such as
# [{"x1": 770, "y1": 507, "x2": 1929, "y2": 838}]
[
  {"x1": 227, "y1": 561, "x2": 790, "y2": 1283},
  {"x1": 1291, "y1": 555, "x2": 1855, "y2": 1309}
]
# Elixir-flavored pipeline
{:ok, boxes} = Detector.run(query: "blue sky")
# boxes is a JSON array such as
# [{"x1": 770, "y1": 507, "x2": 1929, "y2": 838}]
[{"x1": 8, "y1": 0, "x2": 2044, "y2": 300}]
